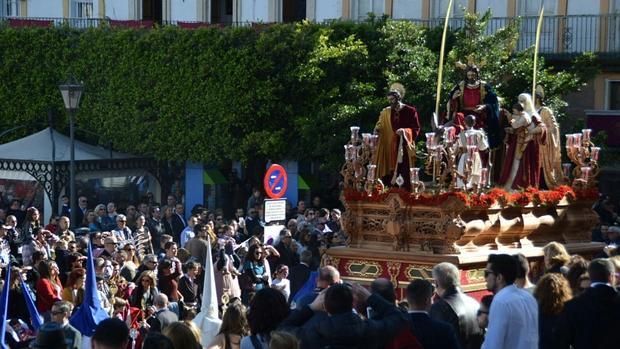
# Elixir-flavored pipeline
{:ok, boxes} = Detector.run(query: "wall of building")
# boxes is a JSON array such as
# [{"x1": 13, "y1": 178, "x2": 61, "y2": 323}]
[
  {"x1": 28, "y1": 0, "x2": 64, "y2": 17},
  {"x1": 240, "y1": 0, "x2": 269, "y2": 22},
  {"x1": 315, "y1": 0, "x2": 342, "y2": 22},
  {"x1": 105, "y1": 0, "x2": 132, "y2": 19},
  {"x1": 476, "y1": 0, "x2": 508, "y2": 17},
  {"x1": 171, "y1": 0, "x2": 198, "y2": 21},
  {"x1": 392, "y1": 0, "x2": 423, "y2": 20}
]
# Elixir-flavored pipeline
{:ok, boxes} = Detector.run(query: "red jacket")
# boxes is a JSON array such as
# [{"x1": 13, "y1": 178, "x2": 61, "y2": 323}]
[{"x1": 36, "y1": 278, "x2": 62, "y2": 313}]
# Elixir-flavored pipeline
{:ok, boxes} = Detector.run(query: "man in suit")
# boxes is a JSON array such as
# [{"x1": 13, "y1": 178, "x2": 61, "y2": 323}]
[
  {"x1": 430, "y1": 262, "x2": 481, "y2": 348},
  {"x1": 51, "y1": 301, "x2": 82, "y2": 349},
  {"x1": 289, "y1": 250, "x2": 313, "y2": 299},
  {"x1": 147, "y1": 294, "x2": 178, "y2": 332},
  {"x1": 555, "y1": 258, "x2": 620, "y2": 349},
  {"x1": 74, "y1": 196, "x2": 88, "y2": 228},
  {"x1": 406, "y1": 279, "x2": 461, "y2": 349}
]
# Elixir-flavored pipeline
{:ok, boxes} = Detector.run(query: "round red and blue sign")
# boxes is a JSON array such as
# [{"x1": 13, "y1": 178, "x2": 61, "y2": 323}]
[{"x1": 263, "y1": 164, "x2": 288, "y2": 199}]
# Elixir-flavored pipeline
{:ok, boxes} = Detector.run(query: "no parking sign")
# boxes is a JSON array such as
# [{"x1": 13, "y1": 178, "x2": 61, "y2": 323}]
[{"x1": 263, "y1": 164, "x2": 288, "y2": 199}]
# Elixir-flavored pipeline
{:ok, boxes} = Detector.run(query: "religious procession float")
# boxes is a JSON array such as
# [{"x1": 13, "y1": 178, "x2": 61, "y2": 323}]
[{"x1": 324, "y1": 3, "x2": 603, "y2": 298}]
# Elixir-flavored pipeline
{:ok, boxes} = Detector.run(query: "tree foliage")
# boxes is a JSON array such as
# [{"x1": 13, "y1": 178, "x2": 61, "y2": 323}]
[{"x1": 0, "y1": 13, "x2": 598, "y2": 170}]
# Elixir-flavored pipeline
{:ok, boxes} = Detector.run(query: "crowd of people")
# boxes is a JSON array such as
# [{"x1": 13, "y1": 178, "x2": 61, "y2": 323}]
[{"x1": 1, "y1": 191, "x2": 620, "y2": 349}]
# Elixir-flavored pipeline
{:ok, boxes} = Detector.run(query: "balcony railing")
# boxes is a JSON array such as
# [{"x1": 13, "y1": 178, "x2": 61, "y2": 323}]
[{"x1": 1, "y1": 14, "x2": 619, "y2": 56}]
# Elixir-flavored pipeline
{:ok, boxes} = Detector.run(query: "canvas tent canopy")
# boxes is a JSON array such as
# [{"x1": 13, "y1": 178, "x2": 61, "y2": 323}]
[{"x1": 0, "y1": 127, "x2": 161, "y2": 222}]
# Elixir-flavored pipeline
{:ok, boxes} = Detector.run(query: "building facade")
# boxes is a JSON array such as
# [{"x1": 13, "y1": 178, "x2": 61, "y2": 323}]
[{"x1": 2, "y1": 0, "x2": 619, "y2": 136}]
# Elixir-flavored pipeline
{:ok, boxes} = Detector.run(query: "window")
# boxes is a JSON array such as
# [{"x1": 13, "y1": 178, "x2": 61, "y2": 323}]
[
  {"x1": 431, "y1": 0, "x2": 468, "y2": 18},
  {"x1": 517, "y1": 0, "x2": 557, "y2": 16},
  {"x1": 72, "y1": 0, "x2": 94, "y2": 18},
  {"x1": 609, "y1": 81, "x2": 620, "y2": 110},
  {"x1": 351, "y1": 0, "x2": 384, "y2": 21},
  {"x1": 1, "y1": 0, "x2": 19, "y2": 17}
]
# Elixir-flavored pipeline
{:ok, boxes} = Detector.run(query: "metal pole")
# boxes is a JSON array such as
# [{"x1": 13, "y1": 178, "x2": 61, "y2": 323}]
[{"x1": 69, "y1": 109, "x2": 76, "y2": 228}]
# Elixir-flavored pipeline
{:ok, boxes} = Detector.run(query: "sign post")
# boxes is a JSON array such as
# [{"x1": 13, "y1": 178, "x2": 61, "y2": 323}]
[
  {"x1": 263, "y1": 164, "x2": 288, "y2": 199},
  {"x1": 263, "y1": 164, "x2": 288, "y2": 245}
]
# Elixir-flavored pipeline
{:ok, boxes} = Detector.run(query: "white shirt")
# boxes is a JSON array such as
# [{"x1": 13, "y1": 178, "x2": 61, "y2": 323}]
[
  {"x1": 271, "y1": 278, "x2": 291, "y2": 301},
  {"x1": 482, "y1": 284, "x2": 538, "y2": 349},
  {"x1": 180, "y1": 226, "x2": 194, "y2": 247}
]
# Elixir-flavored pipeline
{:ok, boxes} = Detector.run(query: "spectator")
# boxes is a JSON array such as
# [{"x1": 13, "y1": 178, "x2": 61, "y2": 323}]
[
  {"x1": 430, "y1": 262, "x2": 481, "y2": 348},
  {"x1": 163, "y1": 321, "x2": 202, "y2": 349},
  {"x1": 23, "y1": 228, "x2": 52, "y2": 267},
  {"x1": 132, "y1": 254, "x2": 158, "y2": 283},
  {"x1": 471, "y1": 295, "x2": 493, "y2": 348},
  {"x1": 534, "y1": 273, "x2": 572, "y2": 349},
  {"x1": 147, "y1": 294, "x2": 179, "y2": 333},
  {"x1": 279, "y1": 282, "x2": 407, "y2": 349},
  {"x1": 180, "y1": 216, "x2": 198, "y2": 247},
  {"x1": 179, "y1": 260, "x2": 201, "y2": 308},
  {"x1": 370, "y1": 278, "x2": 423, "y2": 349},
  {"x1": 158, "y1": 258, "x2": 183, "y2": 302},
  {"x1": 274, "y1": 229, "x2": 298, "y2": 269},
  {"x1": 288, "y1": 250, "x2": 312, "y2": 300},
  {"x1": 295, "y1": 265, "x2": 340, "y2": 309},
  {"x1": 61, "y1": 268, "x2": 85, "y2": 306},
  {"x1": 30, "y1": 322, "x2": 66, "y2": 349},
  {"x1": 22, "y1": 207, "x2": 41, "y2": 241},
  {"x1": 119, "y1": 243, "x2": 139, "y2": 281},
  {"x1": 51, "y1": 301, "x2": 82, "y2": 349},
  {"x1": 246, "y1": 189, "x2": 262, "y2": 214},
  {"x1": 406, "y1": 279, "x2": 460, "y2": 349},
  {"x1": 542, "y1": 242, "x2": 570, "y2": 275},
  {"x1": 268, "y1": 331, "x2": 300, "y2": 349},
  {"x1": 35, "y1": 259, "x2": 63, "y2": 316},
  {"x1": 100, "y1": 237, "x2": 118, "y2": 259},
  {"x1": 241, "y1": 288, "x2": 290, "y2": 348},
  {"x1": 185, "y1": 224, "x2": 210, "y2": 266},
  {"x1": 554, "y1": 258, "x2": 620, "y2": 348},
  {"x1": 241, "y1": 244, "x2": 270, "y2": 301},
  {"x1": 132, "y1": 214, "x2": 154, "y2": 257},
  {"x1": 207, "y1": 300, "x2": 249, "y2": 349},
  {"x1": 56, "y1": 216, "x2": 75, "y2": 243},
  {"x1": 215, "y1": 241, "x2": 242, "y2": 303},
  {"x1": 112, "y1": 214, "x2": 131, "y2": 242},
  {"x1": 565, "y1": 255, "x2": 590, "y2": 296},
  {"x1": 163, "y1": 206, "x2": 185, "y2": 244},
  {"x1": 6, "y1": 199, "x2": 25, "y2": 227},
  {"x1": 92, "y1": 318, "x2": 130, "y2": 349},
  {"x1": 148, "y1": 206, "x2": 166, "y2": 250},
  {"x1": 142, "y1": 332, "x2": 175, "y2": 349},
  {"x1": 514, "y1": 253, "x2": 534, "y2": 292},
  {"x1": 7, "y1": 267, "x2": 32, "y2": 325},
  {"x1": 481, "y1": 254, "x2": 538, "y2": 349},
  {"x1": 130, "y1": 270, "x2": 159, "y2": 311},
  {"x1": 271, "y1": 264, "x2": 291, "y2": 302}
]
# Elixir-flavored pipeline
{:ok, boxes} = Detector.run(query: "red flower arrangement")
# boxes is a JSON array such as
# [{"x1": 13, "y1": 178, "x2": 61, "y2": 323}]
[{"x1": 343, "y1": 185, "x2": 588, "y2": 208}]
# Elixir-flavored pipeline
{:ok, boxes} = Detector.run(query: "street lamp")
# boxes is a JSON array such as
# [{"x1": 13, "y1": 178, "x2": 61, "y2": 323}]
[{"x1": 59, "y1": 78, "x2": 84, "y2": 228}]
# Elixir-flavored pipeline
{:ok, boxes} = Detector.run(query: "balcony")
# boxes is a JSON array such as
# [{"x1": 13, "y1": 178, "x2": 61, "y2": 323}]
[
  {"x1": 408, "y1": 14, "x2": 620, "y2": 59},
  {"x1": 1, "y1": 14, "x2": 619, "y2": 58}
]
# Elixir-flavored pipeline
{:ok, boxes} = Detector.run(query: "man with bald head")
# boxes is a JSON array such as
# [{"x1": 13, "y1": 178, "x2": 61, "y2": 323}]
[
  {"x1": 146, "y1": 293, "x2": 178, "y2": 332},
  {"x1": 295, "y1": 265, "x2": 341, "y2": 309}
]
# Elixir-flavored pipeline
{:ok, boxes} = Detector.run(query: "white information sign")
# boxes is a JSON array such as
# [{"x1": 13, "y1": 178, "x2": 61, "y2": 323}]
[{"x1": 264, "y1": 198, "x2": 287, "y2": 223}]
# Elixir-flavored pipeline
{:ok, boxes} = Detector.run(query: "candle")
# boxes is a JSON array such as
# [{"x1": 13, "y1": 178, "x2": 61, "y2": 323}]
[
  {"x1": 466, "y1": 133, "x2": 475, "y2": 146},
  {"x1": 562, "y1": 163, "x2": 572, "y2": 178},
  {"x1": 480, "y1": 168, "x2": 488, "y2": 186},
  {"x1": 582, "y1": 129, "x2": 592, "y2": 142},
  {"x1": 367, "y1": 164, "x2": 376, "y2": 181},
  {"x1": 590, "y1": 147, "x2": 600, "y2": 161},
  {"x1": 573, "y1": 133, "x2": 582, "y2": 148},
  {"x1": 344, "y1": 145, "x2": 350, "y2": 161},
  {"x1": 350, "y1": 126, "x2": 360, "y2": 142},
  {"x1": 370, "y1": 135, "x2": 379, "y2": 148},
  {"x1": 467, "y1": 145, "x2": 477, "y2": 158},
  {"x1": 444, "y1": 126, "x2": 455, "y2": 143},
  {"x1": 362, "y1": 133, "x2": 371, "y2": 145},
  {"x1": 581, "y1": 166, "x2": 591, "y2": 182},
  {"x1": 425, "y1": 132, "x2": 436, "y2": 149},
  {"x1": 565, "y1": 134, "x2": 574, "y2": 149},
  {"x1": 410, "y1": 167, "x2": 420, "y2": 183}
]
